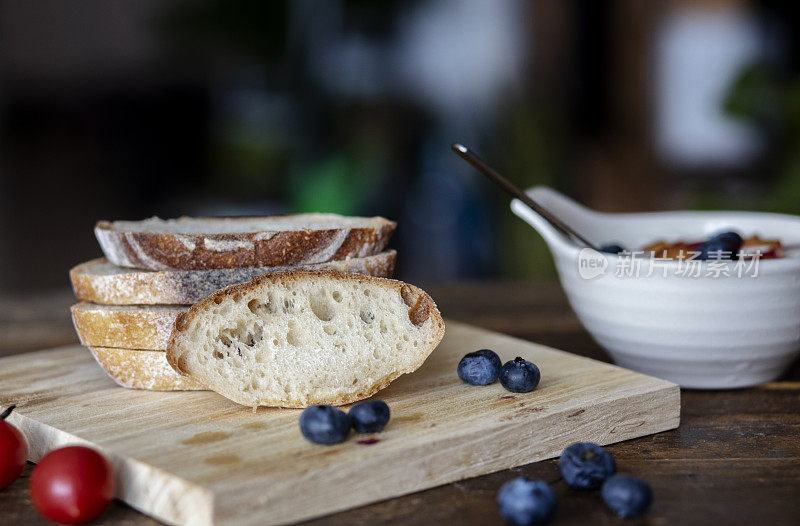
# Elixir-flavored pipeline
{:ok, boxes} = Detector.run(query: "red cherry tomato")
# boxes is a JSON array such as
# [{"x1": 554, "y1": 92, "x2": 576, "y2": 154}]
[
  {"x1": 0, "y1": 405, "x2": 28, "y2": 489},
  {"x1": 30, "y1": 446, "x2": 116, "y2": 524}
]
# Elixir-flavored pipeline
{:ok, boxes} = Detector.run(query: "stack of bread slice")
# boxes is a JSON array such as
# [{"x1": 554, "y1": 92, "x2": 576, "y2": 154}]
[{"x1": 69, "y1": 214, "x2": 398, "y2": 392}]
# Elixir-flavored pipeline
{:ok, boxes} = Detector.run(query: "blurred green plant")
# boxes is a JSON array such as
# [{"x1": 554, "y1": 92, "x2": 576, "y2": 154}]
[
  {"x1": 157, "y1": 0, "x2": 393, "y2": 211},
  {"x1": 723, "y1": 65, "x2": 800, "y2": 215},
  {"x1": 289, "y1": 150, "x2": 382, "y2": 215}
]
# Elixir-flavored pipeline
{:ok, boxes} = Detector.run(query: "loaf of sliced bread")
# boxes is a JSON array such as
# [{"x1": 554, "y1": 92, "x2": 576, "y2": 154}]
[
  {"x1": 166, "y1": 271, "x2": 445, "y2": 408},
  {"x1": 96, "y1": 214, "x2": 396, "y2": 270},
  {"x1": 88, "y1": 347, "x2": 205, "y2": 390},
  {"x1": 70, "y1": 250, "x2": 396, "y2": 305},
  {"x1": 72, "y1": 303, "x2": 183, "y2": 350}
]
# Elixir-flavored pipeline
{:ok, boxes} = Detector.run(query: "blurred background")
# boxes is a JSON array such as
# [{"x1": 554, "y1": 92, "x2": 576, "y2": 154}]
[{"x1": 1, "y1": 0, "x2": 799, "y2": 292}]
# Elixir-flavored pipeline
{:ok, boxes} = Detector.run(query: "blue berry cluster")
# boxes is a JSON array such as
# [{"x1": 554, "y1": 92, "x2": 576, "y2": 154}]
[
  {"x1": 457, "y1": 349, "x2": 540, "y2": 394},
  {"x1": 496, "y1": 442, "x2": 652, "y2": 524},
  {"x1": 299, "y1": 400, "x2": 391, "y2": 445}
]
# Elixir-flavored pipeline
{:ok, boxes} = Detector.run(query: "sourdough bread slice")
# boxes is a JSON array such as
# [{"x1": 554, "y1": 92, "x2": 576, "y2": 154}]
[
  {"x1": 88, "y1": 346, "x2": 205, "y2": 390},
  {"x1": 70, "y1": 250, "x2": 396, "y2": 305},
  {"x1": 166, "y1": 271, "x2": 445, "y2": 408},
  {"x1": 72, "y1": 303, "x2": 182, "y2": 350},
  {"x1": 96, "y1": 214, "x2": 396, "y2": 270}
]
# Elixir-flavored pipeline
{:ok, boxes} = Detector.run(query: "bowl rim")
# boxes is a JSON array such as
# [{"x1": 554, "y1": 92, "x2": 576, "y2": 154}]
[{"x1": 511, "y1": 196, "x2": 800, "y2": 274}]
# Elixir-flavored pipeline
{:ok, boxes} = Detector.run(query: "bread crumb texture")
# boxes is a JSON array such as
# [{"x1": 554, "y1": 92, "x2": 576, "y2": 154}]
[{"x1": 167, "y1": 271, "x2": 444, "y2": 408}]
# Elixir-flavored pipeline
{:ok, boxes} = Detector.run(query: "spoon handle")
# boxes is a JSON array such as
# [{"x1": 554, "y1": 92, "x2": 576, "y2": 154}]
[{"x1": 451, "y1": 144, "x2": 598, "y2": 250}]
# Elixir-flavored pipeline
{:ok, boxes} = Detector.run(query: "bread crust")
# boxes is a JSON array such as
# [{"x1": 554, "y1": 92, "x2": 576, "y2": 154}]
[
  {"x1": 95, "y1": 215, "x2": 396, "y2": 270},
  {"x1": 88, "y1": 346, "x2": 205, "y2": 390},
  {"x1": 70, "y1": 250, "x2": 397, "y2": 305},
  {"x1": 166, "y1": 270, "x2": 446, "y2": 408}
]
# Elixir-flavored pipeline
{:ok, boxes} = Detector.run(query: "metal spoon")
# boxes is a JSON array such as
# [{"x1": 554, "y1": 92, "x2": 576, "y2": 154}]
[{"x1": 451, "y1": 143, "x2": 599, "y2": 250}]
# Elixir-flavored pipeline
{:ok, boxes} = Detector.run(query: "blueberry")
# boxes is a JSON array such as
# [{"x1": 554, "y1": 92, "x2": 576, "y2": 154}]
[
  {"x1": 496, "y1": 477, "x2": 556, "y2": 525},
  {"x1": 558, "y1": 442, "x2": 616, "y2": 489},
  {"x1": 499, "y1": 357, "x2": 540, "y2": 393},
  {"x1": 458, "y1": 349, "x2": 502, "y2": 385},
  {"x1": 299, "y1": 405, "x2": 351, "y2": 444},
  {"x1": 697, "y1": 230, "x2": 743, "y2": 260},
  {"x1": 709, "y1": 230, "x2": 743, "y2": 247},
  {"x1": 599, "y1": 243, "x2": 625, "y2": 254},
  {"x1": 349, "y1": 400, "x2": 390, "y2": 433},
  {"x1": 696, "y1": 239, "x2": 738, "y2": 260},
  {"x1": 601, "y1": 474, "x2": 652, "y2": 518}
]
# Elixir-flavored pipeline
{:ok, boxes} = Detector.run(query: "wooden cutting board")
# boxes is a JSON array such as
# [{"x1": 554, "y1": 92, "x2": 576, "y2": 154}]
[{"x1": 0, "y1": 321, "x2": 679, "y2": 526}]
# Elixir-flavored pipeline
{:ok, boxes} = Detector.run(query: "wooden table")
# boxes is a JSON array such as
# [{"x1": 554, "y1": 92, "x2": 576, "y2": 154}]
[{"x1": 1, "y1": 283, "x2": 798, "y2": 525}]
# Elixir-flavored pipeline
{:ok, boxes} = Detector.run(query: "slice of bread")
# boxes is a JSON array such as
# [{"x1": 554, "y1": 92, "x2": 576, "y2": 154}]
[
  {"x1": 166, "y1": 271, "x2": 445, "y2": 408},
  {"x1": 70, "y1": 250, "x2": 396, "y2": 305},
  {"x1": 96, "y1": 214, "x2": 396, "y2": 270},
  {"x1": 72, "y1": 303, "x2": 183, "y2": 350},
  {"x1": 88, "y1": 346, "x2": 205, "y2": 390}
]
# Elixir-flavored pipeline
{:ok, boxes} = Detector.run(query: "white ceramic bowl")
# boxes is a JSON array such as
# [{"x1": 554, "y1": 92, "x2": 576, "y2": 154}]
[{"x1": 511, "y1": 186, "x2": 800, "y2": 389}]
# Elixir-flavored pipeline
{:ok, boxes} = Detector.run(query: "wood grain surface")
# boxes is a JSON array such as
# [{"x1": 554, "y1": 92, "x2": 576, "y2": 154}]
[
  {"x1": 0, "y1": 321, "x2": 678, "y2": 525},
  {"x1": 1, "y1": 284, "x2": 799, "y2": 525}
]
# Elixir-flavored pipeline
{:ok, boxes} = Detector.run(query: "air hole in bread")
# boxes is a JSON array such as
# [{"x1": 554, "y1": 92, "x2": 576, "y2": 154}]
[
  {"x1": 332, "y1": 290, "x2": 343, "y2": 302},
  {"x1": 360, "y1": 309, "x2": 375, "y2": 324},
  {"x1": 214, "y1": 350, "x2": 224, "y2": 359},
  {"x1": 380, "y1": 321, "x2": 388, "y2": 334},
  {"x1": 324, "y1": 325, "x2": 336, "y2": 336},
  {"x1": 283, "y1": 298, "x2": 295, "y2": 313},
  {"x1": 247, "y1": 323, "x2": 263, "y2": 346},
  {"x1": 248, "y1": 299, "x2": 270, "y2": 316},
  {"x1": 309, "y1": 290, "x2": 335, "y2": 322},
  {"x1": 218, "y1": 321, "x2": 264, "y2": 349}
]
